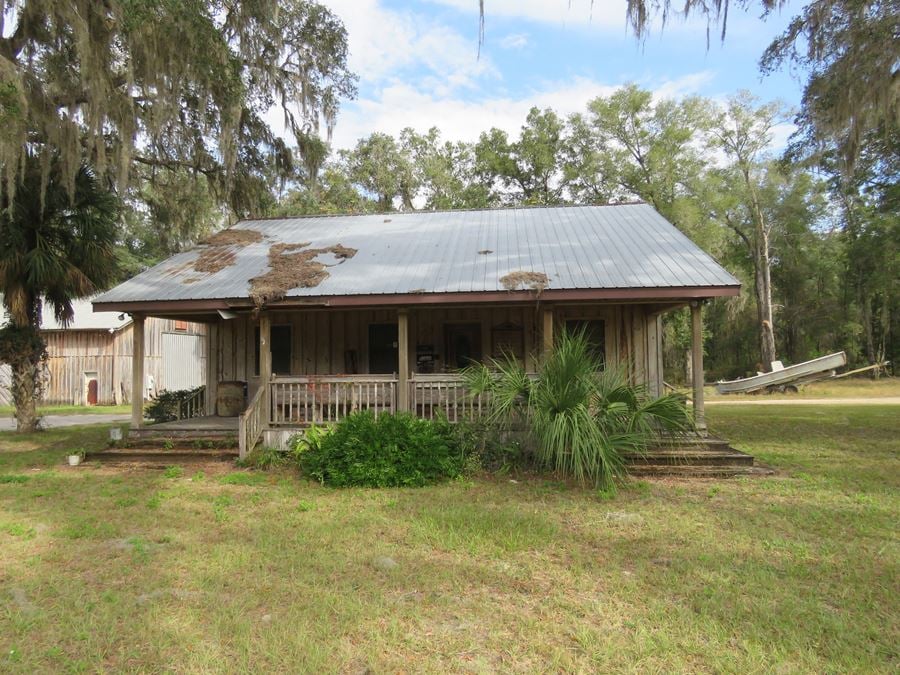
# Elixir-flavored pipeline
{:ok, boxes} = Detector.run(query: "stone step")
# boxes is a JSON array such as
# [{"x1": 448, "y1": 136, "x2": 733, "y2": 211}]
[{"x1": 628, "y1": 464, "x2": 775, "y2": 478}]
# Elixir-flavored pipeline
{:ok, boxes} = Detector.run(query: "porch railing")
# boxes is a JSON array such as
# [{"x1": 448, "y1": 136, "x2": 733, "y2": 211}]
[
  {"x1": 239, "y1": 386, "x2": 266, "y2": 458},
  {"x1": 269, "y1": 376, "x2": 398, "y2": 426},
  {"x1": 176, "y1": 386, "x2": 207, "y2": 421},
  {"x1": 409, "y1": 374, "x2": 489, "y2": 423}
]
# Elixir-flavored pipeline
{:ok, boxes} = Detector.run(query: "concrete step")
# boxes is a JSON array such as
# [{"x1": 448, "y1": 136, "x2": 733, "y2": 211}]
[
  {"x1": 624, "y1": 449, "x2": 754, "y2": 466},
  {"x1": 629, "y1": 464, "x2": 775, "y2": 478},
  {"x1": 117, "y1": 436, "x2": 239, "y2": 450},
  {"x1": 87, "y1": 448, "x2": 239, "y2": 465}
]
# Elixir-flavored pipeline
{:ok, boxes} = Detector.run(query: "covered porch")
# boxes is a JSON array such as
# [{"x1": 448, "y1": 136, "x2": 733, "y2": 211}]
[{"x1": 125, "y1": 299, "x2": 709, "y2": 457}]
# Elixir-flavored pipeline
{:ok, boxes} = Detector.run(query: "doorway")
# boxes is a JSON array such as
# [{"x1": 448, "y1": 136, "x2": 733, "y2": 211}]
[
  {"x1": 83, "y1": 371, "x2": 99, "y2": 406},
  {"x1": 368, "y1": 323, "x2": 399, "y2": 373}
]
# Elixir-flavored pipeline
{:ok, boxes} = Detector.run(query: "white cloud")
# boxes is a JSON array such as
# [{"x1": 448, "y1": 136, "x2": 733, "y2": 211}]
[
  {"x1": 330, "y1": 72, "x2": 714, "y2": 150},
  {"x1": 650, "y1": 71, "x2": 716, "y2": 101},
  {"x1": 323, "y1": 0, "x2": 493, "y2": 89},
  {"x1": 498, "y1": 32, "x2": 529, "y2": 49}
]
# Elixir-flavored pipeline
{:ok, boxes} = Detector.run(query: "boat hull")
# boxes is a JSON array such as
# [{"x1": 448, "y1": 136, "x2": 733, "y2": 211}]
[{"x1": 716, "y1": 352, "x2": 847, "y2": 394}]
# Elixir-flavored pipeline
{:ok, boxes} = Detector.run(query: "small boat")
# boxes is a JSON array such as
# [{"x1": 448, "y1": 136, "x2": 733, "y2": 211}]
[{"x1": 716, "y1": 351, "x2": 848, "y2": 394}]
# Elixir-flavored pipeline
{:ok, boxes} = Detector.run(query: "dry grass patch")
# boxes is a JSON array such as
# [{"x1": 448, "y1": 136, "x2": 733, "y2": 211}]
[
  {"x1": 249, "y1": 242, "x2": 357, "y2": 307},
  {"x1": 500, "y1": 270, "x2": 549, "y2": 292},
  {"x1": 193, "y1": 228, "x2": 264, "y2": 275}
]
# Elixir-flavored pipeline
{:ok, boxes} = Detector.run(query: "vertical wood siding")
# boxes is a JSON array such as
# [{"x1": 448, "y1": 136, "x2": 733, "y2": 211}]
[
  {"x1": 30, "y1": 318, "x2": 207, "y2": 405},
  {"x1": 214, "y1": 303, "x2": 667, "y2": 398}
]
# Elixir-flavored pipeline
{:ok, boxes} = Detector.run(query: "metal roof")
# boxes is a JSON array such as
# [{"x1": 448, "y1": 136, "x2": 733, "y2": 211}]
[
  {"x1": 94, "y1": 204, "x2": 739, "y2": 305},
  {"x1": 1, "y1": 296, "x2": 130, "y2": 331}
]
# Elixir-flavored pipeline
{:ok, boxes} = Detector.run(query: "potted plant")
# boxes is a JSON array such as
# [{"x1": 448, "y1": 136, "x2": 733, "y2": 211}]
[{"x1": 67, "y1": 448, "x2": 85, "y2": 466}]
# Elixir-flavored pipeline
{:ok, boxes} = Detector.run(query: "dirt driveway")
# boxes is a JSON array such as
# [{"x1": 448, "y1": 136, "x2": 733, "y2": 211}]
[{"x1": 0, "y1": 414, "x2": 128, "y2": 431}]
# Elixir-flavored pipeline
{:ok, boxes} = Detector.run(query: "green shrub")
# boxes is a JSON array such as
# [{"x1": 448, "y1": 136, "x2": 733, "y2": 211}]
[
  {"x1": 294, "y1": 411, "x2": 464, "y2": 488},
  {"x1": 448, "y1": 418, "x2": 529, "y2": 475}
]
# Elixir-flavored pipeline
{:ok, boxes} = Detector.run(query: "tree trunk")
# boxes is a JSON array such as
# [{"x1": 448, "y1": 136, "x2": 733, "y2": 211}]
[
  {"x1": 12, "y1": 360, "x2": 40, "y2": 433},
  {"x1": 684, "y1": 348, "x2": 693, "y2": 385},
  {"x1": 861, "y1": 293, "x2": 876, "y2": 367},
  {"x1": 747, "y1": 172, "x2": 777, "y2": 371}
]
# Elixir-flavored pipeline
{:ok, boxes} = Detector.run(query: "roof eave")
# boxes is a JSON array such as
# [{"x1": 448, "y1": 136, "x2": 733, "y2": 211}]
[{"x1": 92, "y1": 284, "x2": 741, "y2": 315}]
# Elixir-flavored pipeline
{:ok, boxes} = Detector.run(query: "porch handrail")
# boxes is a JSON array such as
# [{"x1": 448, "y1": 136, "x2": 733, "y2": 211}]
[
  {"x1": 239, "y1": 386, "x2": 266, "y2": 459},
  {"x1": 176, "y1": 386, "x2": 207, "y2": 421},
  {"x1": 270, "y1": 376, "x2": 398, "y2": 426},
  {"x1": 271, "y1": 375, "x2": 399, "y2": 383},
  {"x1": 409, "y1": 375, "x2": 489, "y2": 422}
]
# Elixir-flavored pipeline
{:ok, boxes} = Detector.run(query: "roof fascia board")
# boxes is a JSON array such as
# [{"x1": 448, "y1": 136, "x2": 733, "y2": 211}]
[{"x1": 93, "y1": 285, "x2": 740, "y2": 314}]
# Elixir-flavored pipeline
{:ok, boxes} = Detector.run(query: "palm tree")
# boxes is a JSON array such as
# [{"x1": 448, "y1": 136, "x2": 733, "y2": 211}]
[
  {"x1": 463, "y1": 330, "x2": 693, "y2": 490},
  {"x1": 0, "y1": 157, "x2": 120, "y2": 432}
]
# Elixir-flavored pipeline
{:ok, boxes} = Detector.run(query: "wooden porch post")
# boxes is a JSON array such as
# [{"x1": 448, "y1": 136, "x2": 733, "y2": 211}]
[
  {"x1": 205, "y1": 322, "x2": 218, "y2": 415},
  {"x1": 131, "y1": 314, "x2": 145, "y2": 429},
  {"x1": 259, "y1": 313, "x2": 272, "y2": 417},
  {"x1": 397, "y1": 309, "x2": 409, "y2": 411},
  {"x1": 542, "y1": 307, "x2": 554, "y2": 357},
  {"x1": 691, "y1": 301, "x2": 707, "y2": 435}
]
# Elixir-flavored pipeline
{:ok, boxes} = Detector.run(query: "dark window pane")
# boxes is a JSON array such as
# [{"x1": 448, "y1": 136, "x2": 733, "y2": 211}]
[
  {"x1": 255, "y1": 325, "x2": 292, "y2": 376},
  {"x1": 271, "y1": 325, "x2": 292, "y2": 375}
]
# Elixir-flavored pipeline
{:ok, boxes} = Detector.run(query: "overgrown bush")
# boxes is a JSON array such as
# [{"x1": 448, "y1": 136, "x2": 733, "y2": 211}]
[
  {"x1": 238, "y1": 445, "x2": 288, "y2": 470},
  {"x1": 447, "y1": 418, "x2": 529, "y2": 475},
  {"x1": 293, "y1": 412, "x2": 464, "y2": 488},
  {"x1": 144, "y1": 386, "x2": 205, "y2": 423}
]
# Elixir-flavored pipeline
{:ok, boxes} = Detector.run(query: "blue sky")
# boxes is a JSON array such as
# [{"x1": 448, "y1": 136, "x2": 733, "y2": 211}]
[{"x1": 319, "y1": 0, "x2": 807, "y2": 150}]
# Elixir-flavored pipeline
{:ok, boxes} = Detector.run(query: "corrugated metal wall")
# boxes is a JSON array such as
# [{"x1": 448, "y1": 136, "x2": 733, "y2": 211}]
[
  {"x1": 0, "y1": 364, "x2": 11, "y2": 406},
  {"x1": 161, "y1": 332, "x2": 205, "y2": 391}
]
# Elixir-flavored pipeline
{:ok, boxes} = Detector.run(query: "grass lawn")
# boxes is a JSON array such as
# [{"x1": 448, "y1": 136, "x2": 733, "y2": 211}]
[
  {"x1": 0, "y1": 404, "x2": 130, "y2": 418},
  {"x1": 0, "y1": 406, "x2": 897, "y2": 672}
]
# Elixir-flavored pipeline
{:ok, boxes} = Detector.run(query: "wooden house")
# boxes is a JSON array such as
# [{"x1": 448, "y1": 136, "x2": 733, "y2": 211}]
[
  {"x1": 93, "y1": 204, "x2": 740, "y2": 454},
  {"x1": 0, "y1": 298, "x2": 206, "y2": 406}
]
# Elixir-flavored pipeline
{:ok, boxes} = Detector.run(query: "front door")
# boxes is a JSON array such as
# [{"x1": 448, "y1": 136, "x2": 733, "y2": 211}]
[{"x1": 368, "y1": 323, "x2": 398, "y2": 373}]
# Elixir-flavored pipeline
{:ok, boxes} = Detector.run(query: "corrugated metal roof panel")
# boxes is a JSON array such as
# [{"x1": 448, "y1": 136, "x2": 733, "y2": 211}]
[
  {"x1": 0, "y1": 296, "x2": 130, "y2": 330},
  {"x1": 95, "y1": 204, "x2": 739, "y2": 304}
]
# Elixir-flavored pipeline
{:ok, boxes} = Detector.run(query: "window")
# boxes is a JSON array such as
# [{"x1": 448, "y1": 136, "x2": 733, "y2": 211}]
[
  {"x1": 254, "y1": 325, "x2": 293, "y2": 376},
  {"x1": 173, "y1": 320, "x2": 188, "y2": 332},
  {"x1": 565, "y1": 319, "x2": 606, "y2": 365},
  {"x1": 491, "y1": 322, "x2": 525, "y2": 362},
  {"x1": 444, "y1": 323, "x2": 482, "y2": 369}
]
